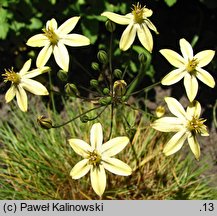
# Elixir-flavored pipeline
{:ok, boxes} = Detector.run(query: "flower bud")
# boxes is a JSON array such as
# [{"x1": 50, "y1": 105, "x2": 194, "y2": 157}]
[
  {"x1": 113, "y1": 80, "x2": 127, "y2": 97},
  {"x1": 155, "y1": 106, "x2": 165, "y2": 118},
  {"x1": 103, "y1": 88, "x2": 110, "y2": 95},
  {"x1": 97, "y1": 50, "x2": 108, "y2": 64},
  {"x1": 105, "y1": 20, "x2": 116, "y2": 32},
  {"x1": 90, "y1": 79, "x2": 99, "y2": 88},
  {"x1": 138, "y1": 53, "x2": 146, "y2": 63},
  {"x1": 113, "y1": 69, "x2": 122, "y2": 79},
  {"x1": 37, "y1": 115, "x2": 53, "y2": 129},
  {"x1": 64, "y1": 83, "x2": 78, "y2": 97},
  {"x1": 80, "y1": 115, "x2": 89, "y2": 123},
  {"x1": 99, "y1": 96, "x2": 112, "y2": 105},
  {"x1": 57, "y1": 70, "x2": 68, "y2": 81},
  {"x1": 91, "y1": 62, "x2": 100, "y2": 71}
]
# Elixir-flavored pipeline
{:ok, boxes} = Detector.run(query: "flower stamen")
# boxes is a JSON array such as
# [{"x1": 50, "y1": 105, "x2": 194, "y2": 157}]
[
  {"x1": 132, "y1": 3, "x2": 144, "y2": 24},
  {"x1": 2, "y1": 68, "x2": 20, "y2": 85},
  {"x1": 187, "y1": 58, "x2": 198, "y2": 73},
  {"x1": 187, "y1": 117, "x2": 207, "y2": 134},
  {"x1": 43, "y1": 27, "x2": 59, "y2": 45},
  {"x1": 88, "y1": 150, "x2": 101, "y2": 166}
]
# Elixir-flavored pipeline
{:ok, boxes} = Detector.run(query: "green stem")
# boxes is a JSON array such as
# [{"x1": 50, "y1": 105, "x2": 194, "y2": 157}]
[
  {"x1": 48, "y1": 71, "x2": 56, "y2": 113},
  {"x1": 52, "y1": 105, "x2": 104, "y2": 128},
  {"x1": 213, "y1": 99, "x2": 217, "y2": 128}
]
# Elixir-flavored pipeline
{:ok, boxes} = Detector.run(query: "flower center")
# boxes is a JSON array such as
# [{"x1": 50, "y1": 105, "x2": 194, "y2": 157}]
[
  {"x1": 187, "y1": 116, "x2": 207, "y2": 135},
  {"x1": 43, "y1": 27, "x2": 59, "y2": 45},
  {"x1": 132, "y1": 3, "x2": 144, "y2": 24},
  {"x1": 2, "y1": 68, "x2": 20, "y2": 85},
  {"x1": 88, "y1": 150, "x2": 101, "y2": 166},
  {"x1": 186, "y1": 58, "x2": 198, "y2": 73}
]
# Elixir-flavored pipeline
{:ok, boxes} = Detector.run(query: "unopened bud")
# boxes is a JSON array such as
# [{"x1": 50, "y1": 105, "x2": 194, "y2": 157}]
[
  {"x1": 113, "y1": 69, "x2": 122, "y2": 79},
  {"x1": 90, "y1": 79, "x2": 99, "y2": 88},
  {"x1": 113, "y1": 80, "x2": 127, "y2": 97},
  {"x1": 155, "y1": 106, "x2": 165, "y2": 118},
  {"x1": 80, "y1": 115, "x2": 89, "y2": 123},
  {"x1": 57, "y1": 70, "x2": 68, "y2": 81},
  {"x1": 103, "y1": 88, "x2": 110, "y2": 95},
  {"x1": 37, "y1": 115, "x2": 53, "y2": 129},
  {"x1": 105, "y1": 20, "x2": 116, "y2": 32},
  {"x1": 138, "y1": 53, "x2": 146, "y2": 63},
  {"x1": 99, "y1": 96, "x2": 112, "y2": 105},
  {"x1": 65, "y1": 83, "x2": 78, "y2": 96},
  {"x1": 97, "y1": 50, "x2": 108, "y2": 64},
  {"x1": 91, "y1": 62, "x2": 100, "y2": 71}
]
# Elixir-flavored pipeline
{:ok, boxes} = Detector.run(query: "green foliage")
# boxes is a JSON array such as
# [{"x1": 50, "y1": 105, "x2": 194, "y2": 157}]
[{"x1": 164, "y1": 0, "x2": 177, "y2": 7}]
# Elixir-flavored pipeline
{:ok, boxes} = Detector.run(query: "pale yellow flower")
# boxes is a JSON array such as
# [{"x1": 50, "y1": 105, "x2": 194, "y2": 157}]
[
  {"x1": 2, "y1": 59, "x2": 49, "y2": 112},
  {"x1": 160, "y1": 38, "x2": 215, "y2": 102},
  {"x1": 26, "y1": 17, "x2": 90, "y2": 72},
  {"x1": 101, "y1": 2, "x2": 158, "y2": 52},
  {"x1": 68, "y1": 123, "x2": 132, "y2": 196},
  {"x1": 151, "y1": 97, "x2": 208, "y2": 160}
]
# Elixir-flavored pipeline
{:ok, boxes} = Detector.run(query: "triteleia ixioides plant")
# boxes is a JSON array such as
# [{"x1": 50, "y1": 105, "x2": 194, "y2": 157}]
[
  {"x1": 101, "y1": 2, "x2": 159, "y2": 52},
  {"x1": 26, "y1": 17, "x2": 90, "y2": 72},
  {"x1": 2, "y1": 59, "x2": 50, "y2": 112},
  {"x1": 68, "y1": 123, "x2": 132, "y2": 197},
  {"x1": 151, "y1": 97, "x2": 209, "y2": 160},
  {"x1": 160, "y1": 38, "x2": 215, "y2": 102}
]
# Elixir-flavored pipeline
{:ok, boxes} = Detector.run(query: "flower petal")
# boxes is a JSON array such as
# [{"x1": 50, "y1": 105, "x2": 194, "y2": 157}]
[
  {"x1": 160, "y1": 49, "x2": 185, "y2": 68},
  {"x1": 26, "y1": 34, "x2": 49, "y2": 47},
  {"x1": 36, "y1": 44, "x2": 53, "y2": 68},
  {"x1": 151, "y1": 117, "x2": 184, "y2": 132},
  {"x1": 145, "y1": 19, "x2": 159, "y2": 34},
  {"x1": 90, "y1": 165, "x2": 106, "y2": 196},
  {"x1": 16, "y1": 85, "x2": 28, "y2": 112},
  {"x1": 70, "y1": 159, "x2": 90, "y2": 179},
  {"x1": 184, "y1": 73, "x2": 198, "y2": 102},
  {"x1": 21, "y1": 79, "x2": 49, "y2": 95},
  {"x1": 187, "y1": 134, "x2": 200, "y2": 160},
  {"x1": 196, "y1": 67, "x2": 215, "y2": 88},
  {"x1": 163, "y1": 130, "x2": 188, "y2": 156},
  {"x1": 120, "y1": 23, "x2": 136, "y2": 51},
  {"x1": 165, "y1": 97, "x2": 187, "y2": 120},
  {"x1": 46, "y1": 18, "x2": 58, "y2": 31},
  {"x1": 61, "y1": 34, "x2": 90, "y2": 47},
  {"x1": 90, "y1": 123, "x2": 103, "y2": 151},
  {"x1": 5, "y1": 85, "x2": 16, "y2": 103},
  {"x1": 102, "y1": 157, "x2": 132, "y2": 176},
  {"x1": 137, "y1": 23, "x2": 153, "y2": 52},
  {"x1": 23, "y1": 67, "x2": 50, "y2": 79},
  {"x1": 179, "y1": 38, "x2": 193, "y2": 60},
  {"x1": 19, "y1": 59, "x2": 32, "y2": 76},
  {"x1": 101, "y1": 12, "x2": 131, "y2": 25},
  {"x1": 194, "y1": 50, "x2": 215, "y2": 67},
  {"x1": 186, "y1": 100, "x2": 201, "y2": 119},
  {"x1": 101, "y1": 137, "x2": 129, "y2": 157},
  {"x1": 68, "y1": 139, "x2": 91, "y2": 158},
  {"x1": 53, "y1": 42, "x2": 69, "y2": 71},
  {"x1": 161, "y1": 68, "x2": 186, "y2": 85},
  {"x1": 57, "y1": 17, "x2": 80, "y2": 34},
  {"x1": 143, "y1": 8, "x2": 153, "y2": 17}
]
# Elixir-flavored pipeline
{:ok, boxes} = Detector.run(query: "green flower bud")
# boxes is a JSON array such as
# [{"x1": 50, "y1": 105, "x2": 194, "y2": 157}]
[
  {"x1": 138, "y1": 53, "x2": 146, "y2": 63},
  {"x1": 90, "y1": 79, "x2": 99, "y2": 88},
  {"x1": 37, "y1": 115, "x2": 53, "y2": 129},
  {"x1": 103, "y1": 88, "x2": 110, "y2": 95},
  {"x1": 113, "y1": 69, "x2": 122, "y2": 79},
  {"x1": 97, "y1": 50, "x2": 108, "y2": 64},
  {"x1": 80, "y1": 115, "x2": 89, "y2": 123},
  {"x1": 57, "y1": 70, "x2": 68, "y2": 81},
  {"x1": 113, "y1": 80, "x2": 127, "y2": 97},
  {"x1": 99, "y1": 96, "x2": 112, "y2": 105},
  {"x1": 121, "y1": 96, "x2": 128, "y2": 102},
  {"x1": 64, "y1": 83, "x2": 78, "y2": 96},
  {"x1": 105, "y1": 20, "x2": 116, "y2": 32},
  {"x1": 91, "y1": 62, "x2": 100, "y2": 71}
]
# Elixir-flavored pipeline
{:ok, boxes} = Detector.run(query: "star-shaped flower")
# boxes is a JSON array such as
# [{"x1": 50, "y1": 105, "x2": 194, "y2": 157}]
[
  {"x1": 160, "y1": 38, "x2": 215, "y2": 101},
  {"x1": 151, "y1": 97, "x2": 209, "y2": 160},
  {"x1": 2, "y1": 59, "x2": 49, "y2": 112},
  {"x1": 26, "y1": 17, "x2": 90, "y2": 72},
  {"x1": 101, "y1": 2, "x2": 158, "y2": 52},
  {"x1": 68, "y1": 123, "x2": 132, "y2": 197}
]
